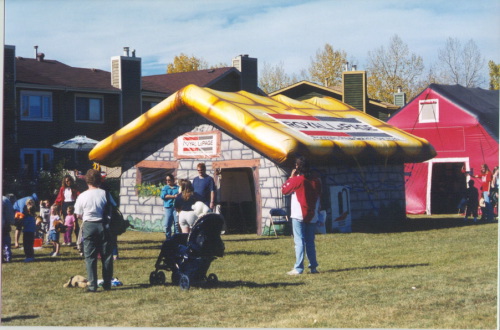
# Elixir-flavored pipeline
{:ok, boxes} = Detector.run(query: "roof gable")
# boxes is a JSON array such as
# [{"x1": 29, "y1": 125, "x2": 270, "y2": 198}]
[
  {"x1": 270, "y1": 80, "x2": 399, "y2": 111},
  {"x1": 430, "y1": 84, "x2": 499, "y2": 140},
  {"x1": 390, "y1": 84, "x2": 499, "y2": 141},
  {"x1": 90, "y1": 85, "x2": 435, "y2": 167}
]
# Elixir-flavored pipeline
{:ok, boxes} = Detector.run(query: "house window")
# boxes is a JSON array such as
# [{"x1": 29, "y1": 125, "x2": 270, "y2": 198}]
[
  {"x1": 419, "y1": 99, "x2": 439, "y2": 123},
  {"x1": 75, "y1": 95, "x2": 103, "y2": 122},
  {"x1": 142, "y1": 100, "x2": 159, "y2": 114},
  {"x1": 20, "y1": 148, "x2": 53, "y2": 178},
  {"x1": 20, "y1": 91, "x2": 52, "y2": 121}
]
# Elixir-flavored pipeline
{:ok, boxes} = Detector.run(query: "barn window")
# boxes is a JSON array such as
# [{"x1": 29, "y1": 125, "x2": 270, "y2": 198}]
[{"x1": 418, "y1": 99, "x2": 439, "y2": 123}]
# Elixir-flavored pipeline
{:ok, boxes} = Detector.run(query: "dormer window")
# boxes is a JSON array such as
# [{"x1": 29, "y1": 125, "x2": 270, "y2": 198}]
[
  {"x1": 418, "y1": 99, "x2": 439, "y2": 123},
  {"x1": 75, "y1": 95, "x2": 104, "y2": 123},
  {"x1": 20, "y1": 91, "x2": 52, "y2": 121}
]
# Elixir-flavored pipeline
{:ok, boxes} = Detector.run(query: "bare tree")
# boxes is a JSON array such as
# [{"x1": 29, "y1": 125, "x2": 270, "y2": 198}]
[
  {"x1": 259, "y1": 61, "x2": 295, "y2": 94},
  {"x1": 308, "y1": 43, "x2": 347, "y2": 87},
  {"x1": 366, "y1": 35, "x2": 425, "y2": 103},
  {"x1": 435, "y1": 38, "x2": 485, "y2": 87}
]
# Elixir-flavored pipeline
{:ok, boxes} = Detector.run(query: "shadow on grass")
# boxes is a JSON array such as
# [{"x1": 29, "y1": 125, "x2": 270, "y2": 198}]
[
  {"x1": 120, "y1": 245, "x2": 162, "y2": 251},
  {"x1": 120, "y1": 239, "x2": 160, "y2": 245},
  {"x1": 353, "y1": 215, "x2": 497, "y2": 234},
  {"x1": 325, "y1": 263, "x2": 430, "y2": 273},
  {"x1": 222, "y1": 237, "x2": 283, "y2": 242},
  {"x1": 225, "y1": 250, "x2": 275, "y2": 256},
  {"x1": 207, "y1": 280, "x2": 305, "y2": 289},
  {"x1": 108, "y1": 281, "x2": 304, "y2": 291},
  {"x1": 1, "y1": 315, "x2": 39, "y2": 322}
]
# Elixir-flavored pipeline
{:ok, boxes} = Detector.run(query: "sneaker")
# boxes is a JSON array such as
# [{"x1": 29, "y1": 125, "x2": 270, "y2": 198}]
[
  {"x1": 310, "y1": 268, "x2": 319, "y2": 274},
  {"x1": 23, "y1": 257, "x2": 35, "y2": 263},
  {"x1": 287, "y1": 269, "x2": 302, "y2": 275},
  {"x1": 50, "y1": 252, "x2": 60, "y2": 257}
]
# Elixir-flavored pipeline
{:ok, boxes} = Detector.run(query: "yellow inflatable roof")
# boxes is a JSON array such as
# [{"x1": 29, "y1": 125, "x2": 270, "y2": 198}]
[{"x1": 89, "y1": 84, "x2": 436, "y2": 167}]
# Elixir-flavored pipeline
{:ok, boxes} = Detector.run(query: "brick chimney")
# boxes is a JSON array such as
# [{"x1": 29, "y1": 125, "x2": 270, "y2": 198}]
[
  {"x1": 111, "y1": 47, "x2": 141, "y2": 126},
  {"x1": 232, "y1": 54, "x2": 258, "y2": 94}
]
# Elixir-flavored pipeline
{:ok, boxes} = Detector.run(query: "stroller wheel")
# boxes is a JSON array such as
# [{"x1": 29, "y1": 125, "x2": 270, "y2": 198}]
[
  {"x1": 149, "y1": 271, "x2": 158, "y2": 285},
  {"x1": 207, "y1": 273, "x2": 218, "y2": 284},
  {"x1": 156, "y1": 271, "x2": 166, "y2": 285},
  {"x1": 179, "y1": 274, "x2": 190, "y2": 290}
]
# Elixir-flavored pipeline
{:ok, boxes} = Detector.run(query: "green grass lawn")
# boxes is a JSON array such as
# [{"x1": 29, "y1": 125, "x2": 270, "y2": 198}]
[{"x1": 1, "y1": 216, "x2": 497, "y2": 328}]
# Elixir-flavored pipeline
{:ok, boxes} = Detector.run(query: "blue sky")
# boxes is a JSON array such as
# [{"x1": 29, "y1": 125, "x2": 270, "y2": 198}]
[{"x1": 5, "y1": 0, "x2": 500, "y2": 82}]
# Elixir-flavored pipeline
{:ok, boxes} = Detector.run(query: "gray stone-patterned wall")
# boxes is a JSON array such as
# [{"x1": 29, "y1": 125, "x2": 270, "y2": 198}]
[{"x1": 118, "y1": 114, "x2": 406, "y2": 233}]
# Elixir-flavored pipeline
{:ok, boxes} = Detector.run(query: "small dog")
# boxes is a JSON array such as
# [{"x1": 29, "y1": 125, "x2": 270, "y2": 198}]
[{"x1": 63, "y1": 275, "x2": 88, "y2": 288}]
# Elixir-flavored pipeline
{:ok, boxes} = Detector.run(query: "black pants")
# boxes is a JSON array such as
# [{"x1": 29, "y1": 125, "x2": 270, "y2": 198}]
[{"x1": 23, "y1": 231, "x2": 35, "y2": 259}]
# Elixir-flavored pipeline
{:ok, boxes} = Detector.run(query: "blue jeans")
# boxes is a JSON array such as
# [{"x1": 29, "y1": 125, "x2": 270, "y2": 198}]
[
  {"x1": 164, "y1": 207, "x2": 179, "y2": 239},
  {"x1": 291, "y1": 218, "x2": 318, "y2": 273},
  {"x1": 483, "y1": 191, "x2": 493, "y2": 221}
]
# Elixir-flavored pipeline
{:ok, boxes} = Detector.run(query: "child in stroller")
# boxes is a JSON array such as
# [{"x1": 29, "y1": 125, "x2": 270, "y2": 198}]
[{"x1": 149, "y1": 212, "x2": 225, "y2": 290}]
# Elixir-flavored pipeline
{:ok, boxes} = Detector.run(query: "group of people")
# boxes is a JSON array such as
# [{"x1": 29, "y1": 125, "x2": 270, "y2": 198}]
[
  {"x1": 161, "y1": 159, "x2": 322, "y2": 276},
  {"x1": 464, "y1": 164, "x2": 499, "y2": 223},
  {"x1": 160, "y1": 163, "x2": 216, "y2": 237},
  {"x1": 2, "y1": 169, "x2": 118, "y2": 292},
  {"x1": 2, "y1": 174, "x2": 82, "y2": 263},
  {"x1": 3, "y1": 157, "x2": 324, "y2": 285}
]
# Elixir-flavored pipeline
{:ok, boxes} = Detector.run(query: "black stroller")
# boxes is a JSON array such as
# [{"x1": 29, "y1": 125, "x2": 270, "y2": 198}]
[{"x1": 149, "y1": 213, "x2": 225, "y2": 290}]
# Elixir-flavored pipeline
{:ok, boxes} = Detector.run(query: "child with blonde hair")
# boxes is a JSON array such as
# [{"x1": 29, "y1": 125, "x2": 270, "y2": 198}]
[
  {"x1": 64, "y1": 205, "x2": 76, "y2": 245},
  {"x1": 48, "y1": 204, "x2": 61, "y2": 257}
]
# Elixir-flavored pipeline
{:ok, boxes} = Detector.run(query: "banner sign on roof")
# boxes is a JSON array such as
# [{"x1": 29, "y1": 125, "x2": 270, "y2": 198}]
[{"x1": 267, "y1": 113, "x2": 401, "y2": 141}]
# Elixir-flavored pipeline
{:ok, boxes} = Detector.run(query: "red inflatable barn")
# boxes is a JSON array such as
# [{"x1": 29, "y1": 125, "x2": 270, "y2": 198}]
[{"x1": 388, "y1": 84, "x2": 499, "y2": 214}]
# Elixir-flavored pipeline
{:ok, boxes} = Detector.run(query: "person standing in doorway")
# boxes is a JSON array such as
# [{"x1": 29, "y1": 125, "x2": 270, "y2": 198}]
[
  {"x1": 464, "y1": 179, "x2": 479, "y2": 223},
  {"x1": 282, "y1": 156, "x2": 322, "y2": 275},
  {"x1": 74, "y1": 169, "x2": 113, "y2": 292},
  {"x1": 160, "y1": 174, "x2": 180, "y2": 239},
  {"x1": 193, "y1": 163, "x2": 216, "y2": 210}
]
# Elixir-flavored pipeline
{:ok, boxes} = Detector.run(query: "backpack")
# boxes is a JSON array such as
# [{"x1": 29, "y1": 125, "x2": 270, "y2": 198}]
[{"x1": 105, "y1": 192, "x2": 134, "y2": 236}]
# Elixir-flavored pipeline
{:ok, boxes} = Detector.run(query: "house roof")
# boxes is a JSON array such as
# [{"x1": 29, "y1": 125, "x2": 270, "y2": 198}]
[
  {"x1": 269, "y1": 80, "x2": 400, "y2": 111},
  {"x1": 429, "y1": 84, "x2": 499, "y2": 141},
  {"x1": 142, "y1": 67, "x2": 237, "y2": 94},
  {"x1": 89, "y1": 85, "x2": 435, "y2": 167},
  {"x1": 15, "y1": 57, "x2": 119, "y2": 92},
  {"x1": 15, "y1": 57, "x2": 238, "y2": 95}
]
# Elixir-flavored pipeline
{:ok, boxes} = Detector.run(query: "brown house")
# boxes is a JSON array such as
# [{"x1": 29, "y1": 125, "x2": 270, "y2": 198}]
[
  {"x1": 269, "y1": 75, "x2": 400, "y2": 121},
  {"x1": 2, "y1": 45, "x2": 260, "y2": 189}
]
